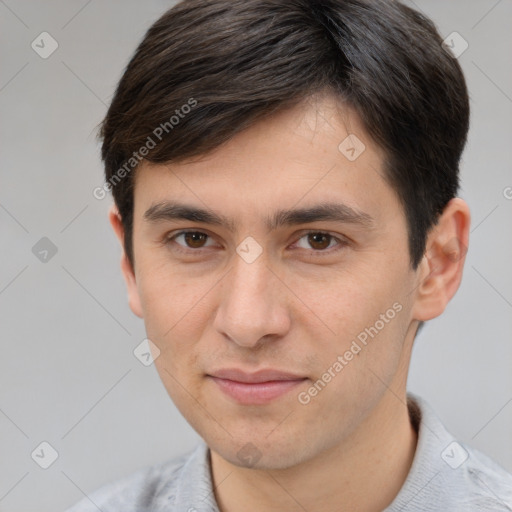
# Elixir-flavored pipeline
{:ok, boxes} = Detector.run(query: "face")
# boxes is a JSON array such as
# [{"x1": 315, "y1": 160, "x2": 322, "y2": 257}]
[{"x1": 120, "y1": 94, "x2": 426, "y2": 470}]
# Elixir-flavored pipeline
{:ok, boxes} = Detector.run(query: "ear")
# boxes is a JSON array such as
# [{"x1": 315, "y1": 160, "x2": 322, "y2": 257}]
[
  {"x1": 108, "y1": 204, "x2": 144, "y2": 319},
  {"x1": 411, "y1": 198, "x2": 471, "y2": 322}
]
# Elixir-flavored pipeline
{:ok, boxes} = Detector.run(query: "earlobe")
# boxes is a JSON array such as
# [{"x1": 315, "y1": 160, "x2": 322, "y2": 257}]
[
  {"x1": 411, "y1": 198, "x2": 470, "y2": 322},
  {"x1": 108, "y1": 205, "x2": 144, "y2": 319}
]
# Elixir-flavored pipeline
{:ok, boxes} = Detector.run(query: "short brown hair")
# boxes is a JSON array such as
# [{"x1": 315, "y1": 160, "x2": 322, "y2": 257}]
[{"x1": 98, "y1": 0, "x2": 470, "y2": 275}]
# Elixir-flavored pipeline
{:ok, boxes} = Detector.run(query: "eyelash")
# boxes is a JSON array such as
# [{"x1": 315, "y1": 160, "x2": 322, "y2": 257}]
[{"x1": 164, "y1": 230, "x2": 348, "y2": 256}]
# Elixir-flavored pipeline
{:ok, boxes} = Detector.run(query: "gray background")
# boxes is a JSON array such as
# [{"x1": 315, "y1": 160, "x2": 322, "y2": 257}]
[{"x1": 0, "y1": 1, "x2": 511, "y2": 511}]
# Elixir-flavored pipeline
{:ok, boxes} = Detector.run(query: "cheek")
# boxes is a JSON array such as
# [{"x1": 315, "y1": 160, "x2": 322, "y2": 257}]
[
  {"x1": 142, "y1": 270, "x2": 209, "y2": 408},
  {"x1": 298, "y1": 306, "x2": 408, "y2": 438},
  {"x1": 138, "y1": 260, "x2": 209, "y2": 325},
  {"x1": 136, "y1": 266, "x2": 214, "y2": 377},
  {"x1": 296, "y1": 267, "x2": 385, "y2": 340},
  {"x1": 302, "y1": 264, "x2": 409, "y2": 383}
]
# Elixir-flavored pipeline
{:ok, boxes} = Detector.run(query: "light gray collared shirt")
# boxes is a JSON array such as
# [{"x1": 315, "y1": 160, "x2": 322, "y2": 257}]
[{"x1": 64, "y1": 392, "x2": 512, "y2": 511}]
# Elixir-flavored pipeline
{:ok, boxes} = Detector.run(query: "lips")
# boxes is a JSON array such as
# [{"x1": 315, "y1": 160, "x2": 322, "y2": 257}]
[
  {"x1": 207, "y1": 368, "x2": 308, "y2": 405},
  {"x1": 209, "y1": 368, "x2": 306, "y2": 383}
]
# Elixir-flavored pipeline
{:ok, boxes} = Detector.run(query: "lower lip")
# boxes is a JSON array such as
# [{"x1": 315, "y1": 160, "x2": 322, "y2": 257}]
[{"x1": 209, "y1": 376, "x2": 307, "y2": 405}]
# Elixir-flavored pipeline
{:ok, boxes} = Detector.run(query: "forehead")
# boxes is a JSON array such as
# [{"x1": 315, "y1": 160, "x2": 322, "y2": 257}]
[{"x1": 133, "y1": 94, "x2": 402, "y2": 231}]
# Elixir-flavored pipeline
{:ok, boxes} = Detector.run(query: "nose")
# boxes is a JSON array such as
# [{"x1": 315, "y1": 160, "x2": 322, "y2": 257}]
[{"x1": 212, "y1": 251, "x2": 291, "y2": 349}]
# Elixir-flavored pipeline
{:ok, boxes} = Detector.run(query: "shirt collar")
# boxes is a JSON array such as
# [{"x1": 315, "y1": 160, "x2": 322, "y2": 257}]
[
  {"x1": 384, "y1": 391, "x2": 461, "y2": 510},
  {"x1": 153, "y1": 439, "x2": 219, "y2": 512}
]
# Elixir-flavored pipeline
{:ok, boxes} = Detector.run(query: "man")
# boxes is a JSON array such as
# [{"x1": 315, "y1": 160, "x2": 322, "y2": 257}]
[{"x1": 67, "y1": 0, "x2": 512, "y2": 510}]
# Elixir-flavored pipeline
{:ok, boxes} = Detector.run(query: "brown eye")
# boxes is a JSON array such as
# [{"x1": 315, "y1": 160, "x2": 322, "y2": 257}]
[
  {"x1": 295, "y1": 231, "x2": 342, "y2": 252},
  {"x1": 307, "y1": 232, "x2": 332, "y2": 250},
  {"x1": 183, "y1": 231, "x2": 208, "y2": 248},
  {"x1": 167, "y1": 231, "x2": 215, "y2": 252}
]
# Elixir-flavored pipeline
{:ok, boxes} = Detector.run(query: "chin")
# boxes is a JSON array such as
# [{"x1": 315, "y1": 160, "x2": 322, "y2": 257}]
[{"x1": 211, "y1": 434, "x2": 314, "y2": 471}]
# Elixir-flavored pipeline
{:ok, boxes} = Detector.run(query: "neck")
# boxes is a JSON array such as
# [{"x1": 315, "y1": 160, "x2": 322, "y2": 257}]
[{"x1": 210, "y1": 389, "x2": 418, "y2": 512}]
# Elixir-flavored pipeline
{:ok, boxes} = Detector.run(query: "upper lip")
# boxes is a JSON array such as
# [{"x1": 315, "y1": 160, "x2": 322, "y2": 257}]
[{"x1": 208, "y1": 368, "x2": 307, "y2": 383}]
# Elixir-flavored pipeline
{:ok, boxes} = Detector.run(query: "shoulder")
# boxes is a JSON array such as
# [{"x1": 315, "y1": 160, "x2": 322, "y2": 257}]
[
  {"x1": 62, "y1": 447, "x2": 195, "y2": 512},
  {"x1": 454, "y1": 442, "x2": 512, "y2": 511},
  {"x1": 396, "y1": 393, "x2": 512, "y2": 512}
]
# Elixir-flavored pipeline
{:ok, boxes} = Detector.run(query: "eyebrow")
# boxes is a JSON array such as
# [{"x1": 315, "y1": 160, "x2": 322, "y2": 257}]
[{"x1": 143, "y1": 200, "x2": 375, "y2": 231}]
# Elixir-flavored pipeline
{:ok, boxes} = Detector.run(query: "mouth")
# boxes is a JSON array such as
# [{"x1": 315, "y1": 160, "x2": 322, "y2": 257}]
[{"x1": 207, "y1": 368, "x2": 308, "y2": 405}]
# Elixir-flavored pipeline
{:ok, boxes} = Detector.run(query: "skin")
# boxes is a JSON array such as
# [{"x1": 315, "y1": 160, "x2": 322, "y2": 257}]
[{"x1": 110, "y1": 93, "x2": 471, "y2": 512}]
